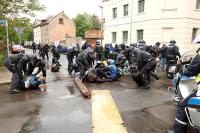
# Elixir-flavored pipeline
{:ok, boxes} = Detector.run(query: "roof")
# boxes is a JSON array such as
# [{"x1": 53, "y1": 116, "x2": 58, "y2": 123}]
[
  {"x1": 85, "y1": 30, "x2": 103, "y2": 39},
  {"x1": 34, "y1": 11, "x2": 68, "y2": 28}
]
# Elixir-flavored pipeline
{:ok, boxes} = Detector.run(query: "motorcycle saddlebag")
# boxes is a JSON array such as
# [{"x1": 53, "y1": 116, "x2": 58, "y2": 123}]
[{"x1": 187, "y1": 97, "x2": 200, "y2": 127}]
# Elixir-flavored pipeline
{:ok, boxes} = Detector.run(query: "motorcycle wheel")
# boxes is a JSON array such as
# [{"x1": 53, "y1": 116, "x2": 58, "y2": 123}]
[{"x1": 167, "y1": 73, "x2": 174, "y2": 79}]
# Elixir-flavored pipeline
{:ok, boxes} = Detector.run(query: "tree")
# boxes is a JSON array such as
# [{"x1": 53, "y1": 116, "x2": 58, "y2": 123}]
[
  {"x1": 73, "y1": 13, "x2": 101, "y2": 37},
  {"x1": 91, "y1": 15, "x2": 101, "y2": 30},
  {"x1": 0, "y1": 17, "x2": 34, "y2": 43},
  {"x1": 0, "y1": 0, "x2": 45, "y2": 17}
]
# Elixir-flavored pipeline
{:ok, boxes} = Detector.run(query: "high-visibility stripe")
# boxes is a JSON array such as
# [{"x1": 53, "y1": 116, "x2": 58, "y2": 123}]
[
  {"x1": 92, "y1": 90, "x2": 128, "y2": 133},
  {"x1": 175, "y1": 118, "x2": 188, "y2": 125}
]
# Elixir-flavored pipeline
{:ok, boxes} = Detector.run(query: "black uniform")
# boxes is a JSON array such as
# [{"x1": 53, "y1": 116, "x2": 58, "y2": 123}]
[
  {"x1": 134, "y1": 49, "x2": 157, "y2": 88},
  {"x1": 115, "y1": 52, "x2": 127, "y2": 69},
  {"x1": 52, "y1": 46, "x2": 61, "y2": 65},
  {"x1": 27, "y1": 58, "x2": 46, "y2": 78},
  {"x1": 166, "y1": 40, "x2": 181, "y2": 70},
  {"x1": 95, "y1": 43, "x2": 104, "y2": 61},
  {"x1": 32, "y1": 42, "x2": 36, "y2": 53},
  {"x1": 104, "y1": 44, "x2": 110, "y2": 59},
  {"x1": 76, "y1": 50, "x2": 95, "y2": 79},
  {"x1": 4, "y1": 53, "x2": 37, "y2": 92},
  {"x1": 41, "y1": 44, "x2": 50, "y2": 60},
  {"x1": 145, "y1": 45, "x2": 157, "y2": 57},
  {"x1": 137, "y1": 40, "x2": 146, "y2": 51},
  {"x1": 66, "y1": 47, "x2": 79, "y2": 73}
]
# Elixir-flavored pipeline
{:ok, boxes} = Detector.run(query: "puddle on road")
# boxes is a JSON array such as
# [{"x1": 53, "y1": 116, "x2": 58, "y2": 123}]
[
  {"x1": 19, "y1": 106, "x2": 42, "y2": 133},
  {"x1": 66, "y1": 85, "x2": 75, "y2": 95},
  {"x1": 121, "y1": 109, "x2": 169, "y2": 133},
  {"x1": 53, "y1": 76, "x2": 68, "y2": 81}
]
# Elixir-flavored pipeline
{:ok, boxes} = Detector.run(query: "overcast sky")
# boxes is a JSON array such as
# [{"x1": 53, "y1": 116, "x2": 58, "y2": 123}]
[{"x1": 34, "y1": 0, "x2": 103, "y2": 19}]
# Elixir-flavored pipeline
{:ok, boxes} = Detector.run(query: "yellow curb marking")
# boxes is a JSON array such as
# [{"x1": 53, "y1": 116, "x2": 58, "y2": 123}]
[{"x1": 92, "y1": 90, "x2": 128, "y2": 133}]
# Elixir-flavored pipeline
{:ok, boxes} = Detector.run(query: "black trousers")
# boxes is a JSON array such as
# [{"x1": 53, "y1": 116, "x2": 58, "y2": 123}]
[
  {"x1": 174, "y1": 90, "x2": 197, "y2": 133},
  {"x1": 140, "y1": 60, "x2": 157, "y2": 85},
  {"x1": 96, "y1": 53, "x2": 103, "y2": 61},
  {"x1": 4, "y1": 59, "x2": 22, "y2": 90},
  {"x1": 67, "y1": 56, "x2": 73, "y2": 71},
  {"x1": 76, "y1": 61, "x2": 85, "y2": 78}
]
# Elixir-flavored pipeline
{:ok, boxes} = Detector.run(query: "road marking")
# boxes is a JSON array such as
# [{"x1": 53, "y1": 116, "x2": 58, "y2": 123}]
[{"x1": 92, "y1": 90, "x2": 128, "y2": 133}]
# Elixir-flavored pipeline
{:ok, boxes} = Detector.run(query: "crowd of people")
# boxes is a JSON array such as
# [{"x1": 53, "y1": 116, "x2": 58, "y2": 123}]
[
  {"x1": 6, "y1": 39, "x2": 200, "y2": 133},
  {"x1": 4, "y1": 39, "x2": 183, "y2": 93}
]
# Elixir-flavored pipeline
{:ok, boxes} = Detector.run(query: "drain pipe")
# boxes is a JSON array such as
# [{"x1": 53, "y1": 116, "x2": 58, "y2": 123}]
[{"x1": 129, "y1": 0, "x2": 134, "y2": 44}]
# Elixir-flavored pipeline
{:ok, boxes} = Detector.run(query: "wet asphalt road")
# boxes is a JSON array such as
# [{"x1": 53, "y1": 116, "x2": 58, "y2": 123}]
[{"x1": 0, "y1": 49, "x2": 196, "y2": 133}]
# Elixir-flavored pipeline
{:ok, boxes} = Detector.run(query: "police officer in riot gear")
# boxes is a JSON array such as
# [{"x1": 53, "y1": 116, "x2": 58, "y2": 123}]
[
  {"x1": 115, "y1": 52, "x2": 127, "y2": 69},
  {"x1": 67, "y1": 46, "x2": 79, "y2": 73},
  {"x1": 27, "y1": 57, "x2": 46, "y2": 78},
  {"x1": 52, "y1": 45, "x2": 61, "y2": 66},
  {"x1": 76, "y1": 50, "x2": 95, "y2": 79},
  {"x1": 166, "y1": 40, "x2": 181, "y2": 71},
  {"x1": 137, "y1": 40, "x2": 146, "y2": 51},
  {"x1": 41, "y1": 44, "x2": 50, "y2": 60},
  {"x1": 132, "y1": 48, "x2": 158, "y2": 88},
  {"x1": 119, "y1": 43, "x2": 126, "y2": 51},
  {"x1": 95, "y1": 42, "x2": 104, "y2": 61},
  {"x1": 4, "y1": 53, "x2": 38, "y2": 93}
]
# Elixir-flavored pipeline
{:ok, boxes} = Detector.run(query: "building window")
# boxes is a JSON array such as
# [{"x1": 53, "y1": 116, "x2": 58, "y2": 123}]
[
  {"x1": 192, "y1": 28, "x2": 198, "y2": 42},
  {"x1": 112, "y1": 32, "x2": 117, "y2": 43},
  {"x1": 137, "y1": 30, "x2": 143, "y2": 41},
  {"x1": 123, "y1": 4, "x2": 129, "y2": 16},
  {"x1": 59, "y1": 18, "x2": 64, "y2": 24},
  {"x1": 123, "y1": 31, "x2": 128, "y2": 43},
  {"x1": 138, "y1": 0, "x2": 145, "y2": 13},
  {"x1": 196, "y1": 0, "x2": 200, "y2": 9},
  {"x1": 113, "y1": 8, "x2": 117, "y2": 18}
]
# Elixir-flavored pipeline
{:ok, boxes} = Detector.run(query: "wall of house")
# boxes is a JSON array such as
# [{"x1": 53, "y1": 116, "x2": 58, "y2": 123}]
[
  {"x1": 33, "y1": 27, "x2": 41, "y2": 44},
  {"x1": 103, "y1": 0, "x2": 200, "y2": 53},
  {"x1": 49, "y1": 13, "x2": 76, "y2": 44}
]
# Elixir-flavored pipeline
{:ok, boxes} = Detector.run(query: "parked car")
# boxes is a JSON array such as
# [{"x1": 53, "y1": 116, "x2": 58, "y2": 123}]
[{"x1": 11, "y1": 45, "x2": 25, "y2": 54}]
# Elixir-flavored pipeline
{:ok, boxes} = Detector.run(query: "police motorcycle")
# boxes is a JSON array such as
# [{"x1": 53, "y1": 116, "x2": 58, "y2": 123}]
[
  {"x1": 171, "y1": 74, "x2": 200, "y2": 131},
  {"x1": 166, "y1": 56, "x2": 180, "y2": 79},
  {"x1": 169, "y1": 56, "x2": 200, "y2": 131},
  {"x1": 167, "y1": 50, "x2": 196, "y2": 79}
]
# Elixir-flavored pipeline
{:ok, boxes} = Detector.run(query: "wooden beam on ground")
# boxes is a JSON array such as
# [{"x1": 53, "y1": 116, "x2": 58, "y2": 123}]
[{"x1": 74, "y1": 77, "x2": 91, "y2": 99}]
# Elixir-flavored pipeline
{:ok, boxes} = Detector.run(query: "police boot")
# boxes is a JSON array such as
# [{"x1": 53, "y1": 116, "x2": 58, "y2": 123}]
[
  {"x1": 10, "y1": 89, "x2": 22, "y2": 94},
  {"x1": 151, "y1": 72, "x2": 160, "y2": 80}
]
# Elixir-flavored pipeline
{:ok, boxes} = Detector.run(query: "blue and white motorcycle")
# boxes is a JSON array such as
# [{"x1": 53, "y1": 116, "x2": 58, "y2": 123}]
[{"x1": 170, "y1": 65, "x2": 200, "y2": 130}]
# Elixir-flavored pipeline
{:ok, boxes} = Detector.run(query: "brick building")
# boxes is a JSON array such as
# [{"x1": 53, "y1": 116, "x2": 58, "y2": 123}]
[{"x1": 33, "y1": 11, "x2": 76, "y2": 45}]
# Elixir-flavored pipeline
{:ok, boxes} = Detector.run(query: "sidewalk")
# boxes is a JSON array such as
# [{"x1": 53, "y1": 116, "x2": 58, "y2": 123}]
[{"x1": 0, "y1": 66, "x2": 11, "y2": 84}]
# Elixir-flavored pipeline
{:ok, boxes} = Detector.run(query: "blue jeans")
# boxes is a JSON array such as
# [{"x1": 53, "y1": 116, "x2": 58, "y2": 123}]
[{"x1": 160, "y1": 58, "x2": 166, "y2": 68}]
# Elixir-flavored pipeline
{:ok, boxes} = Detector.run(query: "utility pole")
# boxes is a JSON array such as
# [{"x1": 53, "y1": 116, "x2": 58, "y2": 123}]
[
  {"x1": 129, "y1": 0, "x2": 134, "y2": 44},
  {"x1": 6, "y1": 20, "x2": 9, "y2": 57},
  {"x1": 99, "y1": 6, "x2": 103, "y2": 46},
  {"x1": 0, "y1": 20, "x2": 9, "y2": 57}
]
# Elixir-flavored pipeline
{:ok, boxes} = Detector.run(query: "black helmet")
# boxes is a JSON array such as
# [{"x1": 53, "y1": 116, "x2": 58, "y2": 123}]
[
  {"x1": 139, "y1": 40, "x2": 146, "y2": 44},
  {"x1": 170, "y1": 40, "x2": 176, "y2": 44},
  {"x1": 119, "y1": 43, "x2": 126, "y2": 50},
  {"x1": 96, "y1": 41, "x2": 100, "y2": 46},
  {"x1": 87, "y1": 49, "x2": 95, "y2": 59},
  {"x1": 73, "y1": 46, "x2": 79, "y2": 52},
  {"x1": 132, "y1": 48, "x2": 141, "y2": 55},
  {"x1": 155, "y1": 42, "x2": 161, "y2": 46},
  {"x1": 130, "y1": 43, "x2": 137, "y2": 47},
  {"x1": 27, "y1": 54, "x2": 37, "y2": 65}
]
